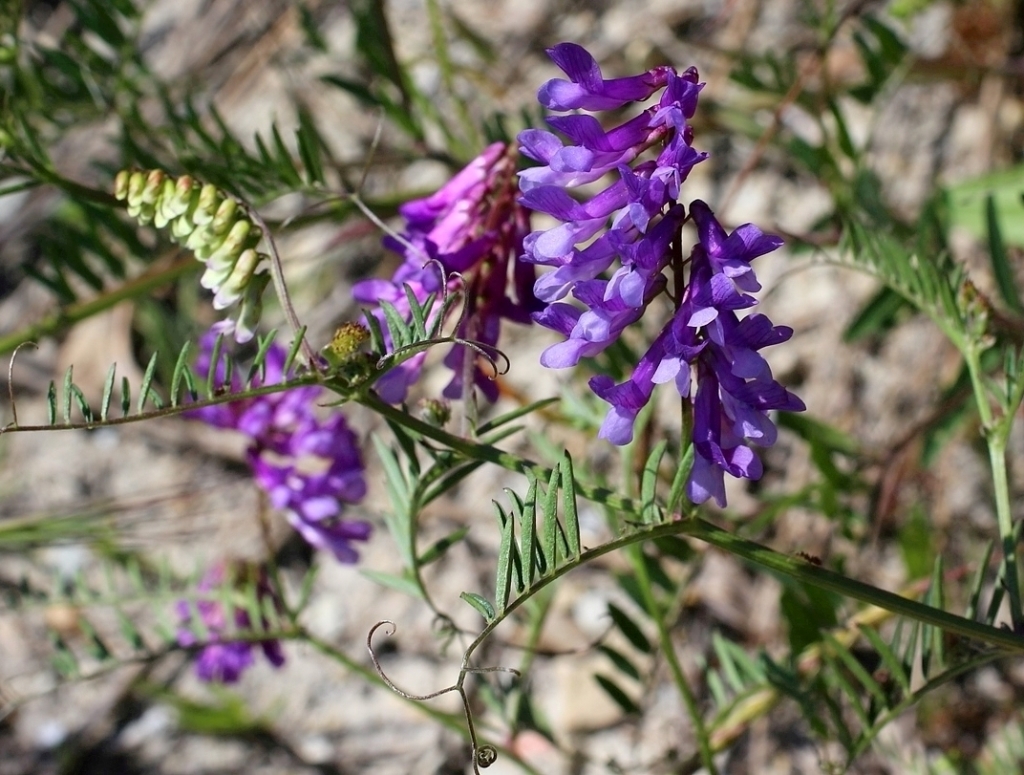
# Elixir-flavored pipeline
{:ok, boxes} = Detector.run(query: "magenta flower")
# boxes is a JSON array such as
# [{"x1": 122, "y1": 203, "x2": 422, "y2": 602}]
[
  {"x1": 176, "y1": 563, "x2": 285, "y2": 684},
  {"x1": 522, "y1": 44, "x2": 803, "y2": 506},
  {"x1": 188, "y1": 332, "x2": 371, "y2": 562},
  {"x1": 354, "y1": 142, "x2": 539, "y2": 403}
]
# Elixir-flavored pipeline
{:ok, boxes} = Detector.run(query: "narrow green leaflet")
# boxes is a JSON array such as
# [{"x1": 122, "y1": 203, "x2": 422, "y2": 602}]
[{"x1": 460, "y1": 592, "x2": 495, "y2": 623}]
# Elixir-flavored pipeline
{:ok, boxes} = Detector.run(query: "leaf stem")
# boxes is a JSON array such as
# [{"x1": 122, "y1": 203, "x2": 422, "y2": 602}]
[
  {"x1": 628, "y1": 542, "x2": 717, "y2": 773},
  {"x1": 353, "y1": 393, "x2": 1024, "y2": 655},
  {"x1": 963, "y1": 343, "x2": 1022, "y2": 631},
  {"x1": 0, "y1": 255, "x2": 198, "y2": 356}
]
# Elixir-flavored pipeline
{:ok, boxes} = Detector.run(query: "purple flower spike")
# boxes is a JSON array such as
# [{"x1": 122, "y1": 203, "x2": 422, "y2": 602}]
[
  {"x1": 354, "y1": 142, "x2": 538, "y2": 404},
  {"x1": 176, "y1": 563, "x2": 285, "y2": 684},
  {"x1": 520, "y1": 44, "x2": 804, "y2": 507},
  {"x1": 188, "y1": 333, "x2": 371, "y2": 562}
]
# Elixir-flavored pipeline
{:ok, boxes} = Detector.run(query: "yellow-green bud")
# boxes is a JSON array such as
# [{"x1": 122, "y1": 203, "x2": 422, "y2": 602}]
[
  {"x1": 322, "y1": 323, "x2": 370, "y2": 367},
  {"x1": 203, "y1": 219, "x2": 252, "y2": 263},
  {"x1": 153, "y1": 177, "x2": 179, "y2": 228},
  {"x1": 186, "y1": 224, "x2": 221, "y2": 257},
  {"x1": 126, "y1": 170, "x2": 147, "y2": 208},
  {"x1": 200, "y1": 252, "x2": 238, "y2": 291},
  {"x1": 192, "y1": 184, "x2": 221, "y2": 226},
  {"x1": 135, "y1": 201, "x2": 157, "y2": 225},
  {"x1": 171, "y1": 212, "x2": 196, "y2": 241},
  {"x1": 210, "y1": 198, "x2": 239, "y2": 235},
  {"x1": 113, "y1": 170, "x2": 130, "y2": 201},
  {"x1": 418, "y1": 398, "x2": 451, "y2": 427},
  {"x1": 213, "y1": 248, "x2": 262, "y2": 309},
  {"x1": 233, "y1": 272, "x2": 271, "y2": 344},
  {"x1": 141, "y1": 169, "x2": 165, "y2": 205}
]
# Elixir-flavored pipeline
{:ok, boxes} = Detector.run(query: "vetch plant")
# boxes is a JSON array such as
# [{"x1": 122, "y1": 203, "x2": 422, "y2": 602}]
[{"x1": 3, "y1": 6, "x2": 1024, "y2": 774}]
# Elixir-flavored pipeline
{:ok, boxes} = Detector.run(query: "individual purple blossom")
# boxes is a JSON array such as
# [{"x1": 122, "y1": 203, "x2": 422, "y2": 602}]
[
  {"x1": 521, "y1": 44, "x2": 804, "y2": 506},
  {"x1": 353, "y1": 142, "x2": 539, "y2": 404},
  {"x1": 175, "y1": 563, "x2": 285, "y2": 684},
  {"x1": 188, "y1": 331, "x2": 371, "y2": 562}
]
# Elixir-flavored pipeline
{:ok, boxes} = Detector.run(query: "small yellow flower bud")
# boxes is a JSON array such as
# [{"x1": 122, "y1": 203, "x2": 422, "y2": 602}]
[
  {"x1": 126, "y1": 170, "x2": 147, "y2": 207},
  {"x1": 141, "y1": 169, "x2": 165, "y2": 204},
  {"x1": 113, "y1": 170, "x2": 130, "y2": 200},
  {"x1": 322, "y1": 323, "x2": 371, "y2": 367},
  {"x1": 418, "y1": 398, "x2": 451, "y2": 427},
  {"x1": 192, "y1": 184, "x2": 221, "y2": 226},
  {"x1": 210, "y1": 198, "x2": 238, "y2": 235},
  {"x1": 233, "y1": 272, "x2": 271, "y2": 344},
  {"x1": 213, "y1": 248, "x2": 262, "y2": 309}
]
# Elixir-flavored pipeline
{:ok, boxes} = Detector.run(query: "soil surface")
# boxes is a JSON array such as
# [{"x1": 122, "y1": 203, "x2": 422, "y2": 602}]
[{"x1": 2, "y1": 1, "x2": 1023, "y2": 774}]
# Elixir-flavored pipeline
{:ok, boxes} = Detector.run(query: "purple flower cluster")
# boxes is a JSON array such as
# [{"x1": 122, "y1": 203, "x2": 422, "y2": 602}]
[
  {"x1": 520, "y1": 44, "x2": 804, "y2": 506},
  {"x1": 175, "y1": 563, "x2": 284, "y2": 683},
  {"x1": 353, "y1": 142, "x2": 539, "y2": 403},
  {"x1": 189, "y1": 332, "x2": 371, "y2": 562}
]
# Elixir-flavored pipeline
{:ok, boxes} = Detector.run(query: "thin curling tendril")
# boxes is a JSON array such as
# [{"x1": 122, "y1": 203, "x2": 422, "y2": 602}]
[
  {"x1": 5, "y1": 341, "x2": 37, "y2": 430},
  {"x1": 366, "y1": 620, "x2": 520, "y2": 773}
]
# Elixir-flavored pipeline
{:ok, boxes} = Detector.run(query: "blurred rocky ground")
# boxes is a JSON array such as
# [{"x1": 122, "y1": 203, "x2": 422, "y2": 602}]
[{"x1": 1, "y1": 1, "x2": 1023, "y2": 773}]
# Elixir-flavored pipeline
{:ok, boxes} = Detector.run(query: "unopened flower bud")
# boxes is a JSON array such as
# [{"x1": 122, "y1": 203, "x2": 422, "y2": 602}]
[
  {"x1": 210, "y1": 198, "x2": 239, "y2": 235},
  {"x1": 142, "y1": 170, "x2": 165, "y2": 204},
  {"x1": 233, "y1": 272, "x2": 271, "y2": 344},
  {"x1": 213, "y1": 249, "x2": 262, "y2": 310},
  {"x1": 126, "y1": 170, "x2": 147, "y2": 208},
  {"x1": 418, "y1": 398, "x2": 451, "y2": 427},
  {"x1": 200, "y1": 252, "x2": 240, "y2": 291},
  {"x1": 193, "y1": 184, "x2": 221, "y2": 226},
  {"x1": 198, "y1": 219, "x2": 253, "y2": 263},
  {"x1": 114, "y1": 170, "x2": 131, "y2": 200},
  {"x1": 154, "y1": 177, "x2": 181, "y2": 228},
  {"x1": 322, "y1": 323, "x2": 371, "y2": 367}
]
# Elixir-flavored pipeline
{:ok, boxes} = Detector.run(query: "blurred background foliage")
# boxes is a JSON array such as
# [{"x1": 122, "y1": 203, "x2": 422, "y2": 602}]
[{"x1": 2, "y1": 0, "x2": 1024, "y2": 773}]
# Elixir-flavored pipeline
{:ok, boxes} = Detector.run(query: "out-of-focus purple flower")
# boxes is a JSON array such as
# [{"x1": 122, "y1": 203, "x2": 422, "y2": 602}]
[
  {"x1": 188, "y1": 332, "x2": 371, "y2": 562},
  {"x1": 353, "y1": 142, "x2": 539, "y2": 404},
  {"x1": 521, "y1": 44, "x2": 804, "y2": 506},
  {"x1": 176, "y1": 563, "x2": 285, "y2": 684}
]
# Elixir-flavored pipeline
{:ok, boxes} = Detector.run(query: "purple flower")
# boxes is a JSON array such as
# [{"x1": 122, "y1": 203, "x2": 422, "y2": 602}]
[
  {"x1": 176, "y1": 563, "x2": 285, "y2": 684},
  {"x1": 521, "y1": 45, "x2": 804, "y2": 506},
  {"x1": 188, "y1": 332, "x2": 371, "y2": 562},
  {"x1": 353, "y1": 142, "x2": 539, "y2": 403},
  {"x1": 537, "y1": 43, "x2": 672, "y2": 111}
]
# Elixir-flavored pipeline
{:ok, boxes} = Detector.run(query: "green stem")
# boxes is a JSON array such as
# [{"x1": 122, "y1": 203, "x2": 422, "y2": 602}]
[
  {"x1": 964, "y1": 344, "x2": 1022, "y2": 630},
  {"x1": 11, "y1": 161, "x2": 122, "y2": 209},
  {"x1": 355, "y1": 393, "x2": 1024, "y2": 655},
  {"x1": 988, "y1": 437, "x2": 1021, "y2": 631},
  {"x1": 0, "y1": 256, "x2": 199, "y2": 356},
  {"x1": 302, "y1": 631, "x2": 543, "y2": 775},
  {"x1": 357, "y1": 390, "x2": 641, "y2": 513},
  {"x1": 3, "y1": 373, "x2": 322, "y2": 433},
  {"x1": 628, "y1": 543, "x2": 717, "y2": 773}
]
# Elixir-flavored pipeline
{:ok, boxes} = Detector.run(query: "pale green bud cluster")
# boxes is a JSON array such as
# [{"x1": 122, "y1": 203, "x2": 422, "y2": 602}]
[{"x1": 114, "y1": 169, "x2": 271, "y2": 342}]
